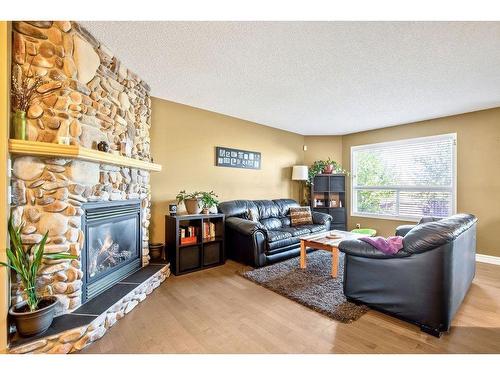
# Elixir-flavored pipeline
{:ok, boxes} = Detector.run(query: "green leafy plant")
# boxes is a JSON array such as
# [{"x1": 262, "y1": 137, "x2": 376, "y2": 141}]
[
  {"x1": 176, "y1": 190, "x2": 220, "y2": 209},
  {"x1": 307, "y1": 158, "x2": 348, "y2": 185},
  {"x1": 0, "y1": 217, "x2": 77, "y2": 312},
  {"x1": 200, "y1": 191, "x2": 219, "y2": 210}
]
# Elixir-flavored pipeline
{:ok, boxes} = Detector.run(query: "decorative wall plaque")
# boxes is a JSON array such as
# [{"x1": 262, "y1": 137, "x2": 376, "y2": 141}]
[{"x1": 215, "y1": 146, "x2": 261, "y2": 170}]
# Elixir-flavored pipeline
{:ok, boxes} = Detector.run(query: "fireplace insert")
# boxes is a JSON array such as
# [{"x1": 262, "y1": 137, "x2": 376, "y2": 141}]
[{"x1": 81, "y1": 200, "x2": 142, "y2": 303}]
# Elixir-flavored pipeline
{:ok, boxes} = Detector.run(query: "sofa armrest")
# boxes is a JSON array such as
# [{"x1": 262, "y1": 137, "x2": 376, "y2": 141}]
[
  {"x1": 225, "y1": 217, "x2": 267, "y2": 267},
  {"x1": 312, "y1": 211, "x2": 332, "y2": 225},
  {"x1": 226, "y1": 217, "x2": 266, "y2": 236},
  {"x1": 339, "y1": 239, "x2": 409, "y2": 259},
  {"x1": 395, "y1": 225, "x2": 415, "y2": 237}
]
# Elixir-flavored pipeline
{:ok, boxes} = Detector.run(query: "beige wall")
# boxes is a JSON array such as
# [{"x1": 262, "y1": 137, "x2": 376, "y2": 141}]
[
  {"x1": 303, "y1": 136, "x2": 343, "y2": 166},
  {"x1": 149, "y1": 97, "x2": 305, "y2": 243},
  {"x1": 0, "y1": 21, "x2": 10, "y2": 352},
  {"x1": 342, "y1": 108, "x2": 500, "y2": 257},
  {"x1": 149, "y1": 97, "x2": 500, "y2": 256}
]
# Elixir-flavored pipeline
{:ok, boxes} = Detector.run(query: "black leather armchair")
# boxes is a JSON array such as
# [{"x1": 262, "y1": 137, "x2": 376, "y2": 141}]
[
  {"x1": 339, "y1": 214, "x2": 478, "y2": 337},
  {"x1": 219, "y1": 199, "x2": 332, "y2": 267}
]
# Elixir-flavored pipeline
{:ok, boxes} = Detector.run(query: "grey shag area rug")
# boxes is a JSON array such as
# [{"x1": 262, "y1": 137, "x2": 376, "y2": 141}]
[{"x1": 240, "y1": 251, "x2": 368, "y2": 323}]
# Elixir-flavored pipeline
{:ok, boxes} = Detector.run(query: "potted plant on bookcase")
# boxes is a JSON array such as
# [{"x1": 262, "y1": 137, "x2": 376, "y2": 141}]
[
  {"x1": 176, "y1": 190, "x2": 220, "y2": 215},
  {"x1": 200, "y1": 191, "x2": 219, "y2": 214},
  {"x1": 176, "y1": 190, "x2": 202, "y2": 214},
  {"x1": 0, "y1": 217, "x2": 77, "y2": 337},
  {"x1": 307, "y1": 158, "x2": 348, "y2": 185}
]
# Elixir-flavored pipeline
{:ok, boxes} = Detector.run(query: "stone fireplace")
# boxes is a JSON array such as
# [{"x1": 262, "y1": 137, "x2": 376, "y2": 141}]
[
  {"x1": 82, "y1": 200, "x2": 142, "y2": 303},
  {"x1": 9, "y1": 20, "x2": 159, "y2": 315},
  {"x1": 7, "y1": 21, "x2": 168, "y2": 353}
]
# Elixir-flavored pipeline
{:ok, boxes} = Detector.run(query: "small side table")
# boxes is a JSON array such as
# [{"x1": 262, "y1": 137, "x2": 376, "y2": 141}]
[{"x1": 165, "y1": 213, "x2": 225, "y2": 275}]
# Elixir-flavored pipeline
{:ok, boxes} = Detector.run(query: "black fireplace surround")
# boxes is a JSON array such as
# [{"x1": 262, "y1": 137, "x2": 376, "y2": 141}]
[{"x1": 81, "y1": 200, "x2": 142, "y2": 303}]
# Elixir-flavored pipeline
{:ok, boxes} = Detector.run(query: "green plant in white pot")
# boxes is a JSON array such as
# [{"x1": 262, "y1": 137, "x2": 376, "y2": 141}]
[
  {"x1": 0, "y1": 217, "x2": 77, "y2": 337},
  {"x1": 200, "y1": 191, "x2": 219, "y2": 214}
]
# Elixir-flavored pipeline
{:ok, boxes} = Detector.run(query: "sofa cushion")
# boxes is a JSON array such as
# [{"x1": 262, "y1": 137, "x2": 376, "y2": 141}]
[
  {"x1": 254, "y1": 200, "x2": 280, "y2": 219},
  {"x1": 218, "y1": 200, "x2": 258, "y2": 219},
  {"x1": 260, "y1": 217, "x2": 283, "y2": 230},
  {"x1": 418, "y1": 216, "x2": 442, "y2": 224},
  {"x1": 290, "y1": 206, "x2": 313, "y2": 226},
  {"x1": 403, "y1": 213, "x2": 477, "y2": 254},
  {"x1": 273, "y1": 199, "x2": 300, "y2": 217},
  {"x1": 300, "y1": 224, "x2": 326, "y2": 233},
  {"x1": 280, "y1": 217, "x2": 291, "y2": 226},
  {"x1": 276, "y1": 226, "x2": 311, "y2": 237},
  {"x1": 267, "y1": 230, "x2": 292, "y2": 242},
  {"x1": 268, "y1": 236, "x2": 301, "y2": 250}
]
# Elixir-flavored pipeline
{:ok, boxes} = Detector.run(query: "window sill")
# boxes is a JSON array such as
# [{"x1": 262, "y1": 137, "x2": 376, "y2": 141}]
[{"x1": 350, "y1": 213, "x2": 420, "y2": 223}]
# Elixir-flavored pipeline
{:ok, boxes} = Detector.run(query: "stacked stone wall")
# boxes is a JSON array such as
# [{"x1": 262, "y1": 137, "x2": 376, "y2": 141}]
[{"x1": 11, "y1": 21, "x2": 153, "y2": 314}]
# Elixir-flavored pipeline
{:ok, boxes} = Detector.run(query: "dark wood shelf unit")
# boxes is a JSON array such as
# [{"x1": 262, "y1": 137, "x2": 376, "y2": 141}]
[
  {"x1": 165, "y1": 213, "x2": 225, "y2": 275},
  {"x1": 310, "y1": 174, "x2": 347, "y2": 231}
]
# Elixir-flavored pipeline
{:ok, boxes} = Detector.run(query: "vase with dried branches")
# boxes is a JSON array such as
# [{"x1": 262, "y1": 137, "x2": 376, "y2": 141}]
[{"x1": 11, "y1": 60, "x2": 45, "y2": 140}]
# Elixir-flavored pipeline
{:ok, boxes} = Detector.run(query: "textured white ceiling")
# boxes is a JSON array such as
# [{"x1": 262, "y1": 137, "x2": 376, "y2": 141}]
[{"x1": 80, "y1": 21, "x2": 500, "y2": 135}]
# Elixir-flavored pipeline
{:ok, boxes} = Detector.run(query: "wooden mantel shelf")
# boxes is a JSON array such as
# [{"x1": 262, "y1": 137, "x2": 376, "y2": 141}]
[{"x1": 8, "y1": 140, "x2": 162, "y2": 172}]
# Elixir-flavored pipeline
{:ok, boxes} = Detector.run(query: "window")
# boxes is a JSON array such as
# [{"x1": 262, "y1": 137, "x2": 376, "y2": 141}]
[{"x1": 351, "y1": 133, "x2": 457, "y2": 221}]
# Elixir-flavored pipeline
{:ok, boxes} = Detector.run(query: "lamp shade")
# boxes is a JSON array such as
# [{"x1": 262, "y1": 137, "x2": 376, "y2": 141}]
[{"x1": 292, "y1": 165, "x2": 308, "y2": 180}]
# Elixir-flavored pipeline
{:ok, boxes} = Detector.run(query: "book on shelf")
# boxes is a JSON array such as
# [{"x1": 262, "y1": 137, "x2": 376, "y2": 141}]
[
  {"x1": 203, "y1": 222, "x2": 216, "y2": 239},
  {"x1": 179, "y1": 225, "x2": 198, "y2": 245},
  {"x1": 180, "y1": 236, "x2": 197, "y2": 245}
]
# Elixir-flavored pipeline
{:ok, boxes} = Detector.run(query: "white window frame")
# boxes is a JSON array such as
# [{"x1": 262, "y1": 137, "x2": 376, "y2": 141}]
[{"x1": 350, "y1": 133, "x2": 457, "y2": 222}]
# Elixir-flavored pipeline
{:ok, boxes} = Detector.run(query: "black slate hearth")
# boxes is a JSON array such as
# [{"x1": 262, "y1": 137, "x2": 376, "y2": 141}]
[{"x1": 9, "y1": 264, "x2": 166, "y2": 349}]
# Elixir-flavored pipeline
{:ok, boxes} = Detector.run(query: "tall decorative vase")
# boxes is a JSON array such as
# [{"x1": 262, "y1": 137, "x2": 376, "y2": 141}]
[{"x1": 12, "y1": 110, "x2": 27, "y2": 140}]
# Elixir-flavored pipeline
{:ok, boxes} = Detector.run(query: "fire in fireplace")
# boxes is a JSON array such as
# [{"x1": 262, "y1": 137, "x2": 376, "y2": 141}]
[
  {"x1": 88, "y1": 220, "x2": 136, "y2": 279},
  {"x1": 82, "y1": 200, "x2": 142, "y2": 303}
]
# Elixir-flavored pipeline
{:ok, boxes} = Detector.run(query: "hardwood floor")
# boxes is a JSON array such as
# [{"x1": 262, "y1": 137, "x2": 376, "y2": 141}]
[{"x1": 82, "y1": 260, "x2": 500, "y2": 354}]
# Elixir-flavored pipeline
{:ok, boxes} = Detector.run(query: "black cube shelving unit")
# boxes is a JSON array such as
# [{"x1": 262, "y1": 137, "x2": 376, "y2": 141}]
[
  {"x1": 310, "y1": 174, "x2": 347, "y2": 231},
  {"x1": 165, "y1": 213, "x2": 225, "y2": 275}
]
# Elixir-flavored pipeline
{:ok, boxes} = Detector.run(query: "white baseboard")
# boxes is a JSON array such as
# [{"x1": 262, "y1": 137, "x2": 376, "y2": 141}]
[{"x1": 476, "y1": 253, "x2": 500, "y2": 265}]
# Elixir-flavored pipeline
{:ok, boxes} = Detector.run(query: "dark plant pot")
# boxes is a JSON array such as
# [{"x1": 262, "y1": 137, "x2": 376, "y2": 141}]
[
  {"x1": 9, "y1": 296, "x2": 57, "y2": 337},
  {"x1": 201, "y1": 208, "x2": 210, "y2": 215},
  {"x1": 149, "y1": 243, "x2": 165, "y2": 261},
  {"x1": 323, "y1": 164, "x2": 334, "y2": 174},
  {"x1": 184, "y1": 198, "x2": 201, "y2": 214}
]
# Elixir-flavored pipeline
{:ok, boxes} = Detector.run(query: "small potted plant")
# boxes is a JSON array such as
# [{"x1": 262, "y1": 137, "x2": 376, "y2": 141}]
[
  {"x1": 11, "y1": 60, "x2": 44, "y2": 140},
  {"x1": 0, "y1": 217, "x2": 77, "y2": 337},
  {"x1": 322, "y1": 157, "x2": 338, "y2": 174},
  {"x1": 307, "y1": 158, "x2": 348, "y2": 185},
  {"x1": 200, "y1": 191, "x2": 219, "y2": 214},
  {"x1": 176, "y1": 190, "x2": 202, "y2": 214}
]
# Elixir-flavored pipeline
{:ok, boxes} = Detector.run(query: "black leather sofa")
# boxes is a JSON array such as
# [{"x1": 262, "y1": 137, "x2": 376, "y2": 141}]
[
  {"x1": 338, "y1": 214, "x2": 478, "y2": 337},
  {"x1": 218, "y1": 199, "x2": 332, "y2": 267}
]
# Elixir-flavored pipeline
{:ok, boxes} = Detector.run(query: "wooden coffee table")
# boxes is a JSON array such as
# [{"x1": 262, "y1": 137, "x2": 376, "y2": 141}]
[{"x1": 299, "y1": 230, "x2": 364, "y2": 277}]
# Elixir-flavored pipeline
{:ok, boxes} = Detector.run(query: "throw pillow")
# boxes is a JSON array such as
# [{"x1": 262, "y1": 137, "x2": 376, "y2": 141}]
[
  {"x1": 247, "y1": 208, "x2": 258, "y2": 222},
  {"x1": 290, "y1": 206, "x2": 313, "y2": 227}
]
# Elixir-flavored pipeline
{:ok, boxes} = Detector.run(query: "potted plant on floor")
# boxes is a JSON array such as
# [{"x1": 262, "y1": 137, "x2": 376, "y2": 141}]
[
  {"x1": 176, "y1": 190, "x2": 202, "y2": 214},
  {"x1": 200, "y1": 191, "x2": 219, "y2": 214},
  {"x1": 0, "y1": 217, "x2": 77, "y2": 337}
]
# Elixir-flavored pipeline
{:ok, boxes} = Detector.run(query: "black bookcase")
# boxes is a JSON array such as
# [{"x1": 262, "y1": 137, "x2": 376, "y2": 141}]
[
  {"x1": 310, "y1": 174, "x2": 347, "y2": 231},
  {"x1": 165, "y1": 213, "x2": 225, "y2": 275}
]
